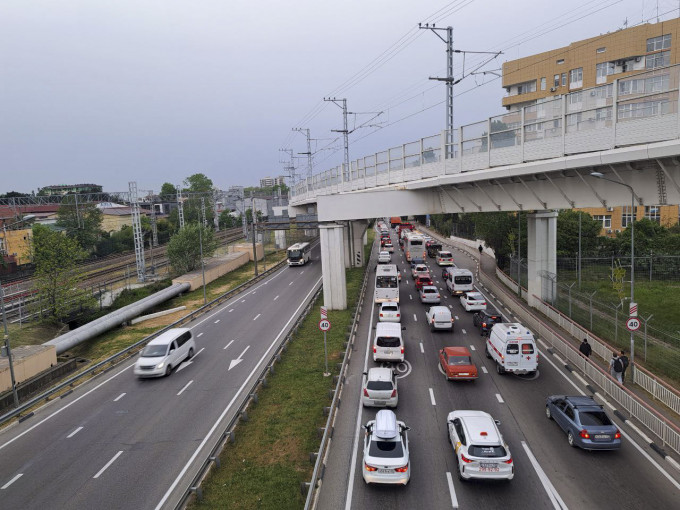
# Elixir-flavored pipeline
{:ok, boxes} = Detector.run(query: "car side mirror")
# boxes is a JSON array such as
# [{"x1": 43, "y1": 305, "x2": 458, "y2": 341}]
[
  {"x1": 169, "y1": 349, "x2": 175, "y2": 354},
  {"x1": 362, "y1": 371, "x2": 367, "y2": 376},
  {"x1": 494, "y1": 419, "x2": 501, "y2": 426},
  {"x1": 401, "y1": 326, "x2": 406, "y2": 331}
]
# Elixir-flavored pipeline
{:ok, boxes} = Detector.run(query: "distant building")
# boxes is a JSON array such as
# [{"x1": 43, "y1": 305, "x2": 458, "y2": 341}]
[
  {"x1": 259, "y1": 176, "x2": 286, "y2": 188},
  {"x1": 99, "y1": 207, "x2": 147, "y2": 233},
  {"x1": 39, "y1": 183, "x2": 103, "y2": 196}
]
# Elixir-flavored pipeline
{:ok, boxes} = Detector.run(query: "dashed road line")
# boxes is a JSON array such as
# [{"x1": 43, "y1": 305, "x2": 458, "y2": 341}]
[
  {"x1": 469, "y1": 345, "x2": 475, "y2": 351},
  {"x1": 429, "y1": 388, "x2": 436, "y2": 406},
  {"x1": 454, "y1": 316, "x2": 459, "y2": 321},
  {"x1": 223, "y1": 340, "x2": 235, "y2": 350},
  {"x1": 228, "y1": 309, "x2": 234, "y2": 313},
  {"x1": 445, "y1": 472, "x2": 459, "y2": 508},
  {"x1": 67, "y1": 426, "x2": 83, "y2": 438},
  {"x1": 113, "y1": 393, "x2": 126, "y2": 402},
  {"x1": 253, "y1": 313, "x2": 261, "y2": 321},
  {"x1": 214, "y1": 319, "x2": 220, "y2": 324},
  {"x1": 495, "y1": 393, "x2": 504, "y2": 404},
  {"x1": 274, "y1": 295, "x2": 279, "y2": 301},
  {"x1": 521, "y1": 441, "x2": 568, "y2": 509},
  {"x1": 197, "y1": 332, "x2": 204, "y2": 337},
  {"x1": 1, "y1": 474, "x2": 23, "y2": 490},
  {"x1": 93, "y1": 451, "x2": 124, "y2": 479},
  {"x1": 461, "y1": 329, "x2": 467, "y2": 335},
  {"x1": 177, "y1": 380, "x2": 193, "y2": 396},
  {"x1": 481, "y1": 366, "x2": 488, "y2": 374},
  {"x1": 420, "y1": 343, "x2": 424, "y2": 353},
  {"x1": 413, "y1": 314, "x2": 418, "y2": 322}
]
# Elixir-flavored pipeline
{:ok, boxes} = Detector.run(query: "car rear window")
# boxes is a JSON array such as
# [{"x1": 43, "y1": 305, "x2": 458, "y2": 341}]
[
  {"x1": 423, "y1": 288, "x2": 437, "y2": 294},
  {"x1": 468, "y1": 445, "x2": 507, "y2": 458},
  {"x1": 377, "y1": 336, "x2": 401, "y2": 348},
  {"x1": 521, "y1": 343, "x2": 534, "y2": 354},
  {"x1": 382, "y1": 305, "x2": 398, "y2": 312},
  {"x1": 367, "y1": 381, "x2": 394, "y2": 391},
  {"x1": 579, "y1": 411, "x2": 612, "y2": 426},
  {"x1": 448, "y1": 355, "x2": 472, "y2": 365},
  {"x1": 369, "y1": 439, "x2": 404, "y2": 458},
  {"x1": 506, "y1": 344, "x2": 519, "y2": 355}
]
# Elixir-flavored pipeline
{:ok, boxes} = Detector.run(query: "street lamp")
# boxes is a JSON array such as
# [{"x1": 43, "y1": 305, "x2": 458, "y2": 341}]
[{"x1": 590, "y1": 171, "x2": 636, "y2": 369}]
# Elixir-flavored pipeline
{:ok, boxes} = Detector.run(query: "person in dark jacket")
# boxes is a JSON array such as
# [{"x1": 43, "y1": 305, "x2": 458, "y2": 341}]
[
  {"x1": 619, "y1": 349, "x2": 630, "y2": 385},
  {"x1": 579, "y1": 338, "x2": 592, "y2": 358},
  {"x1": 478, "y1": 244, "x2": 483, "y2": 256}
]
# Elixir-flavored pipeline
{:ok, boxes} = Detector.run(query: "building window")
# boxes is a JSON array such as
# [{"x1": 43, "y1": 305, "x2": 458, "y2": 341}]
[
  {"x1": 557, "y1": 59, "x2": 565, "y2": 64},
  {"x1": 597, "y1": 47, "x2": 606, "y2": 53},
  {"x1": 647, "y1": 34, "x2": 671, "y2": 52},
  {"x1": 618, "y1": 99, "x2": 670, "y2": 119},
  {"x1": 596, "y1": 62, "x2": 616, "y2": 84},
  {"x1": 561, "y1": 73, "x2": 567, "y2": 86},
  {"x1": 593, "y1": 215, "x2": 612, "y2": 229},
  {"x1": 516, "y1": 80, "x2": 537, "y2": 95},
  {"x1": 554, "y1": 74, "x2": 560, "y2": 88},
  {"x1": 569, "y1": 67, "x2": 583, "y2": 88},
  {"x1": 540, "y1": 77, "x2": 546, "y2": 90},
  {"x1": 621, "y1": 206, "x2": 634, "y2": 228},
  {"x1": 645, "y1": 206, "x2": 660, "y2": 223},
  {"x1": 646, "y1": 50, "x2": 670, "y2": 69}
]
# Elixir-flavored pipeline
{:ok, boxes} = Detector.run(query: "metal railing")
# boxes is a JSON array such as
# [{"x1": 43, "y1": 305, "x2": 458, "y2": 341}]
[{"x1": 291, "y1": 64, "x2": 680, "y2": 203}]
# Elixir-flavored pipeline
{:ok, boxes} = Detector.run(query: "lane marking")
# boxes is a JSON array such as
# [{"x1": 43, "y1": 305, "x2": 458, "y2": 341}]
[
  {"x1": 67, "y1": 426, "x2": 83, "y2": 438},
  {"x1": 481, "y1": 366, "x2": 488, "y2": 374},
  {"x1": 113, "y1": 393, "x2": 126, "y2": 402},
  {"x1": 289, "y1": 282, "x2": 293, "y2": 286},
  {"x1": 413, "y1": 314, "x2": 418, "y2": 322},
  {"x1": 228, "y1": 309, "x2": 234, "y2": 313},
  {"x1": 445, "y1": 472, "x2": 459, "y2": 509},
  {"x1": 197, "y1": 332, "x2": 204, "y2": 337},
  {"x1": 429, "y1": 388, "x2": 436, "y2": 406},
  {"x1": 469, "y1": 345, "x2": 475, "y2": 351},
  {"x1": 521, "y1": 441, "x2": 568, "y2": 509},
  {"x1": 241, "y1": 299, "x2": 246, "y2": 302},
  {"x1": 461, "y1": 329, "x2": 467, "y2": 335},
  {"x1": 1, "y1": 473, "x2": 23, "y2": 490},
  {"x1": 214, "y1": 319, "x2": 220, "y2": 324},
  {"x1": 274, "y1": 295, "x2": 279, "y2": 301},
  {"x1": 223, "y1": 340, "x2": 235, "y2": 350},
  {"x1": 449, "y1": 305, "x2": 453, "y2": 309},
  {"x1": 420, "y1": 343, "x2": 424, "y2": 353},
  {"x1": 93, "y1": 451, "x2": 124, "y2": 479},
  {"x1": 454, "y1": 316, "x2": 459, "y2": 320},
  {"x1": 409, "y1": 294, "x2": 412, "y2": 300},
  {"x1": 253, "y1": 313, "x2": 261, "y2": 321},
  {"x1": 495, "y1": 393, "x2": 504, "y2": 404},
  {"x1": 177, "y1": 380, "x2": 193, "y2": 396}
]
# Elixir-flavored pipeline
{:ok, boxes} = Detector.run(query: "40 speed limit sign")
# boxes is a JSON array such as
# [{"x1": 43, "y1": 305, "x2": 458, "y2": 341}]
[
  {"x1": 319, "y1": 319, "x2": 331, "y2": 332},
  {"x1": 626, "y1": 317, "x2": 641, "y2": 332}
]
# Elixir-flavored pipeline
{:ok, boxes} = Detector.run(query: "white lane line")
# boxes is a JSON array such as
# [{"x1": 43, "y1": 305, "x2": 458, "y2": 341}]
[
  {"x1": 490, "y1": 293, "x2": 496, "y2": 299},
  {"x1": 445, "y1": 472, "x2": 459, "y2": 509},
  {"x1": 481, "y1": 366, "x2": 488, "y2": 374},
  {"x1": 223, "y1": 340, "x2": 235, "y2": 350},
  {"x1": 289, "y1": 282, "x2": 293, "y2": 286},
  {"x1": 113, "y1": 393, "x2": 126, "y2": 402},
  {"x1": 409, "y1": 294, "x2": 412, "y2": 300},
  {"x1": 67, "y1": 426, "x2": 83, "y2": 438},
  {"x1": 1, "y1": 473, "x2": 23, "y2": 490},
  {"x1": 194, "y1": 347, "x2": 205, "y2": 358},
  {"x1": 228, "y1": 309, "x2": 234, "y2": 313},
  {"x1": 469, "y1": 345, "x2": 476, "y2": 351},
  {"x1": 301, "y1": 271, "x2": 304, "y2": 274},
  {"x1": 462, "y1": 329, "x2": 467, "y2": 335},
  {"x1": 214, "y1": 319, "x2": 220, "y2": 324},
  {"x1": 495, "y1": 393, "x2": 504, "y2": 404},
  {"x1": 197, "y1": 332, "x2": 204, "y2": 337},
  {"x1": 521, "y1": 441, "x2": 568, "y2": 509},
  {"x1": 413, "y1": 314, "x2": 418, "y2": 322},
  {"x1": 253, "y1": 313, "x2": 261, "y2": 321},
  {"x1": 504, "y1": 307, "x2": 511, "y2": 313},
  {"x1": 429, "y1": 388, "x2": 436, "y2": 406},
  {"x1": 93, "y1": 451, "x2": 124, "y2": 479},
  {"x1": 449, "y1": 305, "x2": 453, "y2": 309},
  {"x1": 177, "y1": 380, "x2": 193, "y2": 396},
  {"x1": 274, "y1": 295, "x2": 279, "y2": 301},
  {"x1": 454, "y1": 316, "x2": 459, "y2": 320},
  {"x1": 573, "y1": 373, "x2": 588, "y2": 386},
  {"x1": 420, "y1": 342, "x2": 424, "y2": 353}
]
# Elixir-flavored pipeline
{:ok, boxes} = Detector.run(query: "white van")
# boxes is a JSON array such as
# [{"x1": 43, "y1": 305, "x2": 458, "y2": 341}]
[
  {"x1": 373, "y1": 322, "x2": 404, "y2": 363},
  {"x1": 134, "y1": 328, "x2": 196, "y2": 378},
  {"x1": 445, "y1": 268, "x2": 474, "y2": 295},
  {"x1": 485, "y1": 323, "x2": 537, "y2": 376}
]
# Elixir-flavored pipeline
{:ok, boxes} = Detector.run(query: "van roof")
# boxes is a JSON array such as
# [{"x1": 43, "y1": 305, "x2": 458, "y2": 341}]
[
  {"x1": 147, "y1": 328, "x2": 190, "y2": 346},
  {"x1": 376, "y1": 322, "x2": 402, "y2": 335},
  {"x1": 450, "y1": 268, "x2": 472, "y2": 275},
  {"x1": 492, "y1": 323, "x2": 534, "y2": 339}
]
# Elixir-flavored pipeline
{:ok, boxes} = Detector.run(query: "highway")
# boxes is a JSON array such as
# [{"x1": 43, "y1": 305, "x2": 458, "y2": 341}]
[
  {"x1": 318, "y1": 227, "x2": 680, "y2": 510},
  {"x1": 0, "y1": 246, "x2": 322, "y2": 510}
]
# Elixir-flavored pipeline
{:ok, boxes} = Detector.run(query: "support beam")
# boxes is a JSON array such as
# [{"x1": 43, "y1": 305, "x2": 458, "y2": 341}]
[
  {"x1": 527, "y1": 211, "x2": 558, "y2": 308},
  {"x1": 319, "y1": 223, "x2": 347, "y2": 310}
]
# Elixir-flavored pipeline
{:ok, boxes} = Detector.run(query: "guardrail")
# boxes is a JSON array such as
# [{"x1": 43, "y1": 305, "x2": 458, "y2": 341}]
[{"x1": 0, "y1": 257, "x2": 290, "y2": 426}]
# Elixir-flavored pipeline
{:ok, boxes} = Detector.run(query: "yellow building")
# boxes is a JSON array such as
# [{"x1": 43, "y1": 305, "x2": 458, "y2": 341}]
[
  {"x1": 0, "y1": 227, "x2": 33, "y2": 266},
  {"x1": 579, "y1": 205, "x2": 680, "y2": 236},
  {"x1": 100, "y1": 207, "x2": 144, "y2": 233}
]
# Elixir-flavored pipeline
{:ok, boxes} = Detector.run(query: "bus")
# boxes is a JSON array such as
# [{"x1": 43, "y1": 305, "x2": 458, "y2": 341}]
[
  {"x1": 375, "y1": 264, "x2": 399, "y2": 303},
  {"x1": 287, "y1": 242, "x2": 312, "y2": 266},
  {"x1": 404, "y1": 232, "x2": 426, "y2": 262}
]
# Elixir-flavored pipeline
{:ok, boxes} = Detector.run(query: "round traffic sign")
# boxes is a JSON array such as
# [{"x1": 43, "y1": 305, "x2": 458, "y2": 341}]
[
  {"x1": 319, "y1": 319, "x2": 331, "y2": 332},
  {"x1": 626, "y1": 317, "x2": 640, "y2": 332}
]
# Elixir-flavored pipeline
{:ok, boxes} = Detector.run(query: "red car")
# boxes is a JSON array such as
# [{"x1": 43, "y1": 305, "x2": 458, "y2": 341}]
[
  {"x1": 439, "y1": 347, "x2": 478, "y2": 381},
  {"x1": 415, "y1": 275, "x2": 433, "y2": 291}
]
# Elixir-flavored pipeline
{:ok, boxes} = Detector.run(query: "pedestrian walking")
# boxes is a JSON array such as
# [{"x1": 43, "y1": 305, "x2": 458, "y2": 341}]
[
  {"x1": 579, "y1": 338, "x2": 592, "y2": 358},
  {"x1": 619, "y1": 349, "x2": 630, "y2": 385},
  {"x1": 610, "y1": 352, "x2": 623, "y2": 384},
  {"x1": 478, "y1": 244, "x2": 483, "y2": 256}
]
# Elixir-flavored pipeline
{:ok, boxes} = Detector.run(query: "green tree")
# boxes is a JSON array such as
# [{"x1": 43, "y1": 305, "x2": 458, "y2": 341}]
[
  {"x1": 556, "y1": 210, "x2": 602, "y2": 256},
  {"x1": 166, "y1": 224, "x2": 217, "y2": 275},
  {"x1": 160, "y1": 182, "x2": 177, "y2": 198},
  {"x1": 219, "y1": 210, "x2": 238, "y2": 229},
  {"x1": 56, "y1": 197, "x2": 103, "y2": 252},
  {"x1": 32, "y1": 224, "x2": 92, "y2": 321},
  {"x1": 468, "y1": 212, "x2": 518, "y2": 267},
  {"x1": 184, "y1": 173, "x2": 213, "y2": 192}
]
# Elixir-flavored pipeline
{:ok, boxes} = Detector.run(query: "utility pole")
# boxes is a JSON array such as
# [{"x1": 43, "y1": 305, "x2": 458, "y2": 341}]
[
  {"x1": 293, "y1": 128, "x2": 313, "y2": 182},
  {"x1": 177, "y1": 184, "x2": 185, "y2": 229},
  {"x1": 279, "y1": 148, "x2": 297, "y2": 186},
  {"x1": 150, "y1": 191, "x2": 159, "y2": 247},
  {"x1": 201, "y1": 197, "x2": 208, "y2": 228},
  {"x1": 324, "y1": 97, "x2": 350, "y2": 182},
  {"x1": 250, "y1": 191, "x2": 258, "y2": 276},
  {"x1": 128, "y1": 181, "x2": 146, "y2": 282}
]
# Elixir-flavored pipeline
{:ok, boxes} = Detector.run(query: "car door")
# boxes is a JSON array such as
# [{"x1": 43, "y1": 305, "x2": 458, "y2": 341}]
[
  {"x1": 552, "y1": 400, "x2": 568, "y2": 430},
  {"x1": 563, "y1": 405, "x2": 578, "y2": 436},
  {"x1": 169, "y1": 340, "x2": 180, "y2": 366}
]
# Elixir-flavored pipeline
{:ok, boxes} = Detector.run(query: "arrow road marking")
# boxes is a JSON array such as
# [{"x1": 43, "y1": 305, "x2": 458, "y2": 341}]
[{"x1": 229, "y1": 346, "x2": 250, "y2": 370}]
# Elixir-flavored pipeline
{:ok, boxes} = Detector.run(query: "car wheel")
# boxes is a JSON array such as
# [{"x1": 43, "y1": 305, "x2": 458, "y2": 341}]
[
  {"x1": 568, "y1": 431, "x2": 577, "y2": 447},
  {"x1": 165, "y1": 365, "x2": 172, "y2": 377},
  {"x1": 545, "y1": 406, "x2": 553, "y2": 420},
  {"x1": 457, "y1": 466, "x2": 465, "y2": 481},
  {"x1": 496, "y1": 363, "x2": 505, "y2": 375},
  {"x1": 187, "y1": 347, "x2": 194, "y2": 359},
  {"x1": 485, "y1": 346, "x2": 492, "y2": 359}
]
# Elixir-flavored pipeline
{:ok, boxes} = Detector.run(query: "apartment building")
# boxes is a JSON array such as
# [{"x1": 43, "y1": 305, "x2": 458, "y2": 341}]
[{"x1": 259, "y1": 176, "x2": 286, "y2": 188}]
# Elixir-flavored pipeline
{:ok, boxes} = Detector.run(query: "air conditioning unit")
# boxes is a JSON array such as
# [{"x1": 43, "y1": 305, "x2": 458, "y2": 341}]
[
  {"x1": 606, "y1": 229, "x2": 613, "y2": 234},
  {"x1": 635, "y1": 56, "x2": 642, "y2": 62},
  {"x1": 615, "y1": 229, "x2": 621, "y2": 233},
  {"x1": 550, "y1": 87, "x2": 556, "y2": 92},
  {"x1": 606, "y1": 206, "x2": 614, "y2": 211}
]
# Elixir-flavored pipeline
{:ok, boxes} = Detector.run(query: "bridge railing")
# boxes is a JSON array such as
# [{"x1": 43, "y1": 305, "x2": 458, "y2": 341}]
[{"x1": 291, "y1": 64, "x2": 680, "y2": 203}]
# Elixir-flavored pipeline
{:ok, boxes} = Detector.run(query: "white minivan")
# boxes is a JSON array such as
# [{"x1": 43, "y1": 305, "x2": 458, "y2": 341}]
[
  {"x1": 373, "y1": 322, "x2": 405, "y2": 363},
  {"x1": 134, "y1": 328, "x2": 195, "y2": 378},
  {"x1": 485, "y1": 323, "x2": 537, "y2": 376}
]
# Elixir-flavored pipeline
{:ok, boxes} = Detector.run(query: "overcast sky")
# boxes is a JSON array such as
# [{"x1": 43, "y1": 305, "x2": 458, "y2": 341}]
[{"x1": 1, "y1": 0, "x2": 678, "y2": 194}]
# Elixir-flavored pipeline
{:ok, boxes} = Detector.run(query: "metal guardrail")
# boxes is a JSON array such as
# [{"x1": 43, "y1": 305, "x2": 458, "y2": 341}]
[{"x1": 0, "y1": 257, "x2": 290, "y2": 426}]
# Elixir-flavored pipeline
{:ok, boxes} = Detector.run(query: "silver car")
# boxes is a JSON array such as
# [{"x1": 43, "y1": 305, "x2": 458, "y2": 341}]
[
  {"x1": 362, "y1": 410, "x2": 410, "y2": 485},
  {"x1": 379, "y1": 302, "x2": 401, "y2": 322},
  {"x1": 419, "y1": 285, "x2": 441, "y2": 304},
  {"x1": 378, "y1": 251, "x2": 392, "y2": 264},
  {"x1": 362, "y1": 368, "x2": 398, "y2": 408}
]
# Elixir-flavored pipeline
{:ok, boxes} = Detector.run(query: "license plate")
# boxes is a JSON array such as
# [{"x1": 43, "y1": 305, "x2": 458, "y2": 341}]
[
  {"x1": 458, "y1": 373, "x2": 469, "y2": 376},
  {"x1": 595, "y1": 434, "x2": 610, "y2": 440},
  {"x1": 372, "y1": 401, "x2": 386, "y2": 406},
  {"x1": 378, "y1": 469, "x2": 392, "y2": 474},
  {"x1": 480, "y1": 463, "x2": 499, "y2": 472},
  {"x1": 507, "y1": 362, "x2": 518, "y2": 366},
  {"x1": 384, "y1": 350, "x2": 392, "y2": 355}
]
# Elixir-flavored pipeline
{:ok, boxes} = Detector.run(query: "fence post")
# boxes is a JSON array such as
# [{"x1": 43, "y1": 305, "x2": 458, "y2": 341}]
[
  {"x1": 642, "y1": 314, "x2": 653, "y2": 362},
  {"x1": 649, "y1": 250, "x2": 653, "y2": 281},
  {"x1": 589, "y1": 291, "x2": 597, "y2": 332}
]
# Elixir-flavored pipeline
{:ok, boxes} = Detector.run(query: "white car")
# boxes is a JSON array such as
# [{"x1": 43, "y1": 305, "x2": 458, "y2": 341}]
[
  {"x1": 378, "y1": 251, "x2": 391, "y2": 264},
  {"x1": 362, "y1": 368, "x2": 398, "y2": 408},
  {"x1": 436, "y1": 250, "x2": 454, "y2": 266},
  {"x1": 460, "y1": 291, "x2": 487, "y2": 312},
  {"x1": 363, "y1": 410, "x2": 410, "y2": 485},
  {"x1": 379, "y1": 302, "x2": 401, "y2": 322},
  {"x1": 447, "y1": 410, "x2": 514, "y2": 481},
  {"x1": 425, "y1": 305, "x2": 454, "y2": 331}
]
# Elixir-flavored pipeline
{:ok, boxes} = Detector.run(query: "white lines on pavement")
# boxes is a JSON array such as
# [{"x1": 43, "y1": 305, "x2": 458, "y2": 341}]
[
  {"x1": 228, "y1": 309, "x2": 234, "y2": 313},
  {"x1": 420, "y1": 343, "x2": 424, "y2": 353},
  {"x1": 1, "y1": 474, "x2": 23, "y2": 490},
  {"x1": 454, "y1": 316, "x2": 459, "y2": 321},
  {"x1": 301, "y1": 270, "x2": 304, "y2": 274},
  {"x1": 223, "y1": 340, "x2": 235, "y2": 350},
  {"x1": 481, "y1": 366, "x2": 488, "y2": 374},
  {"x1": 504, "y1": 307, "x2": 511, "y2": 313},
  {"x1": 197, "y1": 332, "x2": 204, "y2": 337},
  {"x1": 406, "y1": 280, "x2": 409, "y2": 285},
  {"x1": 495, "y1": 393, "x2": 504, "y2": 404},
  {"x1": 449, "y1": 305, "x2": 453, "y2": 309},
  {"x1": 572, "y1": 373, "x2": 588, "y2": 386},
  {"x1": 253, "y1": 313, "x2": 261, "y2": 321},
  {"x1": 413, "y1": 314, "x2": 418, "y2": 322},
  {"x1": 521, "y1": 441, "x2": 568, "y2": 509},
  {"x1": 113, "y1": 393, "x2": 126, "y2": 402},
  {"x1": 67, "y1": 426, "x2": 83, "y2": 438},
  {"x1": 214, "y1": 319, "x2": 220, "y2": 324},
  {"x1": 93, "y1": 451, "x2": 124, "y2": 479},
  {"x1": 445, "y1": 472, "x2": 459, "y2": 509},
  {"x1": 274, "y1": 295, "x2": 279, "y2": 301},
  {"x1": 469, "y1": 345, "x2": 475, "y2": 351},
  {"x1": 461, "y1": 329, "x2": 467, "y2": 335},
  {"x1": 429, "y1": 388, "x2": 436, "y2": 406},
  {"x1": 409, "y1": 294, "x2": 412, "y2": 300},
  {"x1": 177, "y1": 380, "x2": 194, "y2": 396},
  {"x1": 241, "y1": 299, "x2": 246, "y2": 303},
  {"x1": 289, "y1": 282, "x2": 293, "y2": 286},
  {"x1": 490, "y1": 293, "x2": 496, "y2": 299}
]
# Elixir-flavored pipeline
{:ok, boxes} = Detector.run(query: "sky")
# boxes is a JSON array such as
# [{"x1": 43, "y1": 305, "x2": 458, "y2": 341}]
[{"x1": 1, "y1": 0, "x2": 679, "y2": 195}]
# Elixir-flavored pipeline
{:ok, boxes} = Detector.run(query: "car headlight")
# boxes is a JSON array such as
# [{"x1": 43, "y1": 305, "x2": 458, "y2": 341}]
[{"x1": 156, "y1": 362, "x2": 165, "y2": 369}]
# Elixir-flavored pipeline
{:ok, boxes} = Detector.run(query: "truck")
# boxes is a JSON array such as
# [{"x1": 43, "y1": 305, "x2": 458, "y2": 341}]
[{"x1": 390, "y1": 217, "x2": 402, "y2": 228}]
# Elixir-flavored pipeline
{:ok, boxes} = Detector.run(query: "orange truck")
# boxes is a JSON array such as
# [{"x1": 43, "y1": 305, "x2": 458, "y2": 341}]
[{"x1": 389, "y1": 217, "x2": 402, "y2": 228}]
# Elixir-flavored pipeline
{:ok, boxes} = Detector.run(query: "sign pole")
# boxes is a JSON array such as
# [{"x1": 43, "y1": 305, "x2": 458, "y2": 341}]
[
  {"x1": 323, "y1": 330, "x2": 329, "y2": 376},
  {"x1": 319, "y1": 315, "x2": 331, "y2": 377}
]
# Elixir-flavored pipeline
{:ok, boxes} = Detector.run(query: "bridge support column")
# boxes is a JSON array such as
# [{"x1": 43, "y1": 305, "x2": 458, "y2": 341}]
[
  {"x1": 527, "y1": 211, "x2": 557, "y2": 308},
  {"x1": 274, "y1": 230, "x2": 287, "y2": 249},
  {"x1": 319, "y1": 222, "x2": 347, "y2": 310},
  {"x1": 347, "y1": 220, "x2": 368, "y2": 268}
]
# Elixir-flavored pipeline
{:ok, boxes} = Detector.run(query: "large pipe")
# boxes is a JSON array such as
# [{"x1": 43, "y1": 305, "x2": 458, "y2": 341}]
[{"x1": 44, "y1": 282, "x2": 190, "y2": 355}]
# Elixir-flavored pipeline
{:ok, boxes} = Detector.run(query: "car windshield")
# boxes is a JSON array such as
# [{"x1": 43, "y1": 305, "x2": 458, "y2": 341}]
[
  {"x1": 376, "y1": 276, "x2": 398, "y2": 288},
  {"x1": 369, "y1": 439, "x2": 404, "y2": 458},
  {"x1": 468, "y1": 445, "x2": 507, "y2": 458},
  {"x1": 288, "y1": 250, "x2": 301, "y2": 259},
  {"x1": 579, "y1": 411, "x2": 613, "y2": 426},
  {"x1": 141, "y1": 345, "x2": 167, "y2": 357},
  {"x1": 377, "y1": 336, "x2": 401, "y2": 348},
  {"x1": 366, "y1": 381, "x2": 394, "y2": 391},
  {"x1": 448, "y1": 355, "x2": 472, "y2": 365}
]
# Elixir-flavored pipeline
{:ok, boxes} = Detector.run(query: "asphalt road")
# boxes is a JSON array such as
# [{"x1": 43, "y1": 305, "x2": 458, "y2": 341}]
[
  {"x1": 0, "y1": 247, "x2": 322, "y2": 510},
  {"x1": 318, "y1": 227, "x2": 680, "y2": 510}
]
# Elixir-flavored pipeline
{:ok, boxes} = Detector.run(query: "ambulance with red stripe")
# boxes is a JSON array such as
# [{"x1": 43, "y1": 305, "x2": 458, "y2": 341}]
[{"x1": 485, "y1": 323, "x2": 538, "y2": 376}]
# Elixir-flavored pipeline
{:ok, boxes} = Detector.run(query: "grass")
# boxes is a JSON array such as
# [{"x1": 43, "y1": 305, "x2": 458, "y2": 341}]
[{"x1": 192, "y1": 229, "x2": 374, "y2": 509}]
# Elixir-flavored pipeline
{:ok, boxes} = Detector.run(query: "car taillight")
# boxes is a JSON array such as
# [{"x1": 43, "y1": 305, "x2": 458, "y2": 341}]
[
  {"x1": 400, "y1": 347, "x2": 404, "y2": 354},
  {"x1": 364, "y1": 463, "x2": 378, "y2": 472},
  {"x1": 395, "y1": 465, "x2": 409, "y2": 473},
  {"x1": 460, "y1": 454, "x2": 473, "y2": 463},
  {"x1": 504, "y1": 458, "x2": 513, "y2": 464},
  {"x1": 614, "y1": 430, "x2": 621, "y2": 439},
  {"x1": 391, "y1": 389, "x2": 397, "y2": 398},
  {"x1": 373, "y1": 347, "x2": 376, "y2": 353},
  {"x1": 396, "y1": 313, "x2": 400, "y2": 317},
  {"x1": 482, "y1": 322, "x2": 487, "y2": 328},
  {"x1": 580, "y1": 430, "x2": 590, "y2": 439},
  {"x1": 451, "y1": 318, "x2": 455, "y2": 323},
  {"x1": 482, "y1": 302, "x2": 486, "y2": 306},
  {"x1": 379, "y1": 313, "x2": 383, "y2": 317},
  {"x1": 436, "y1": 294, "x2": 440, "y2": 298},
  {"x1": 363, "y1": 388, "x2": 369, "y2": 397}
]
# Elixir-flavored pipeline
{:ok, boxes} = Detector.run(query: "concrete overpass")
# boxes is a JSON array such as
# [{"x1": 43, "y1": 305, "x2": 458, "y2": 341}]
[{"x1": 290, "y1": 64, "x2": 680, "y2": 309}]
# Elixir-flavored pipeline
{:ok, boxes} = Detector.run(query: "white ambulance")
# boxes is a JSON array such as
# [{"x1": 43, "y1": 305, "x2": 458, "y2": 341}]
[{"x1": 485, "y1": 323, "x2": 538, "y2": 376}]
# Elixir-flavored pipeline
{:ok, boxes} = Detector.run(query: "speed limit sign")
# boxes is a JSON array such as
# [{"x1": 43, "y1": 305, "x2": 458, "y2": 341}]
[
  {"x1": 319, "y1": 319, "x2": 331, "y2": 332},
  {"x1": 626, "y1": 317, "x2": 640, "y2": 332}
]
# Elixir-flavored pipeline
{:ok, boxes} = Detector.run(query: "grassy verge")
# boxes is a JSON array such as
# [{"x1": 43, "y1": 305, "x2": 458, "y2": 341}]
[{"x1": 192, "y1": 229, "x2": 374, "y2": 509}]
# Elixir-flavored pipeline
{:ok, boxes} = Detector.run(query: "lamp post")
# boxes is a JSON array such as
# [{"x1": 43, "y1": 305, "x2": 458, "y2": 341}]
[
  {"x1": 198, "y1": 225, "x2": 207, "y2": 305},
  {"x1": 590, "y1": 172, "x2": 636, "y2": 368}
]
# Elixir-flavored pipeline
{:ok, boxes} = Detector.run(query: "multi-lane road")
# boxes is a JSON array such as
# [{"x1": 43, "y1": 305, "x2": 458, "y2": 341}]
[
  {"x1": 318, "y1": 227, "x2": 680, "y2": 510},
  {"x1": 0, "y1": 247, "x2": 322, "y2": 510}
]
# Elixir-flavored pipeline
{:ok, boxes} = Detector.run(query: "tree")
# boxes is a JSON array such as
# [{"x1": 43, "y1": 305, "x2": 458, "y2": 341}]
[
  {"x1": 219, "y1": 210, "x2": 238, "y2": 229},
  {"x1": 166, "y1": 224, "x2": 217, "y2": 275},
  {"x1": 32, "y1": 224, "x2": 92, "y2": 321},
  {"x1": 56, "y1": 197, "x2": 103, "y2": 252},
  {"x1": 556, "y1": 210, "x2": 602, "y2": 256},
  {"x1": 0, "y1": 191, "x2": 30, "y2": 198},
  {"x1": 468, "y1": 212, "x2": 518, "y2": 267},
  {"x1": 160, "y1": 182, "x2": 177, "y2": 198},
  {"x1": 184, "y1": 173, "x2": 213, "y2": 192}
]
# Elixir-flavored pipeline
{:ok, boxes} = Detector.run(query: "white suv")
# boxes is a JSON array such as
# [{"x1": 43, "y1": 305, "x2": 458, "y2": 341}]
[
  {"x1": 362, "y1": 368, "x2": 398, "y2": 407},
  {"x1": 379, "y1": 302, "x2": 401, "y2": 322},
  {"x1": 363, "y1": 410, "x2": 410, "y2": 485}
]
